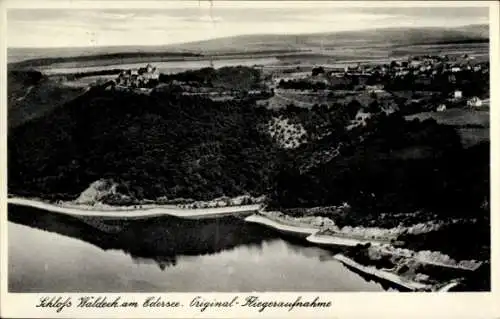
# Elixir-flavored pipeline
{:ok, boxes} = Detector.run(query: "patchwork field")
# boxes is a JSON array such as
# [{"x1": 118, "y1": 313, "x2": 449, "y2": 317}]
[
  {"x1": 36, "y1": 57, "x2": 280, "y2": 75},
  {"x1": 406, "y1": 109, "x2": 490, "y2": 148}
]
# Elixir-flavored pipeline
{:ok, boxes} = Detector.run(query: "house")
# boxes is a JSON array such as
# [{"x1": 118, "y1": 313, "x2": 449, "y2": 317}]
[
  {"x1": 345, "y1": 63, "x2": 361, "y2": 73},
  {"x1": 395, "y1": 70, "x2": 410, "y2": 77},
  {"x1": 328, "y1": 68, "x2": 346, "y2": 77},
  {"x1": 451, "y1": 66, "x2": 461, "y2": 73},
  {"x1": 410, "y1": 60, "x2": 422, "y2": 68},
  {"x1": 143, "y1": 67, "x2": 160, "y2": 81},
  {"x1": 436, "y1": 104, "x2": 447, "y2": 112},
  {"x1": 453, "y1": 90, "x2": 463, "y2": 99},
  {"x1": 467, "y1": 96, "x2": 482, "y2": 108},
  {"x1": 353, "y1": 110, "x2": 372, "y2": 127}
]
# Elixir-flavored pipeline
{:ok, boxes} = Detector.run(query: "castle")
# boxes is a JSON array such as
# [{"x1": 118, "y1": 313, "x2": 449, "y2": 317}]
[{"x1": 116, "y1": 64, "x2": 160, "y2": 88}]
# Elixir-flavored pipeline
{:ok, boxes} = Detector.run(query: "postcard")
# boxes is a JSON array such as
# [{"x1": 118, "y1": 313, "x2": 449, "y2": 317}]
[{"x1": 1, "y1": 0, "x2": 499, "y2": 318}]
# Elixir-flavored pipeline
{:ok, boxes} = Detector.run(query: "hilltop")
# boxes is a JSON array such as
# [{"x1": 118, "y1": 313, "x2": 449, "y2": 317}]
[
  {"x1": 8, "y1": 81, "x2": 489, "y2": 219},
  {"x1": 8, "y1": 86, "x2": 281, "y2": 201}
]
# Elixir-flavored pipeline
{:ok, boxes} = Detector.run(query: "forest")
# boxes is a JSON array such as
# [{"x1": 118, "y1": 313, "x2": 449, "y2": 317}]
[
  {"x1": 159, "y1": 66, "x2": 263, "y2": 90},
  {"x1": 8, "y1": 72, "x2": 489, "y2": 222},
  {"x1": 269, "y1": 112, "x2": 489, "y2": 219},
  {"x1": 8, "y1": 86, "x2": 281, "y2": 202}
]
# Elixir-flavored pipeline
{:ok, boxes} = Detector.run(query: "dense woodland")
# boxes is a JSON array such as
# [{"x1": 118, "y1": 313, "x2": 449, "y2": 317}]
[
  {"x1": 8, "y1": 67, "x2": 490, "y2": 224},
  {"x1": 159, "y1": 66, "x2": 264, "y2": 90},
  {"x1": 8, "y1": 70, "x2": 86, "y2": 129},
  {"x1": 9, "y1": 87, "x2": 279, "y2": 202},
  {"x1": 270, "y1": 113, "x2": 489, "y2": 217}
]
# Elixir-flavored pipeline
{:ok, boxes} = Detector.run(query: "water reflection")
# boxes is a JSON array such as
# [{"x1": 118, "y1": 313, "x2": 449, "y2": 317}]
[
  {"x1": 8, "y1": 204, "x2": 385, "y2": 292},
  {"x1": 8, "y1": 204, "x2": 278, "y2": 270}
]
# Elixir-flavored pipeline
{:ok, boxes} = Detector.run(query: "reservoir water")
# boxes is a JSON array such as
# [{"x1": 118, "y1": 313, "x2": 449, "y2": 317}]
[{"x1": 8, "y1": 204, "x2": 385, "y2": 292}]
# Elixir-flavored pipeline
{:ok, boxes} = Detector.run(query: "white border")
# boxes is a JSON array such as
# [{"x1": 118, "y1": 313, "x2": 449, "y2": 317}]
[
  {"x1": 1, "y1": 1, "x2": 499, "y2": 318},
  {"x1": 0, "y1": 0, "x2": 495, "y2": 9}
]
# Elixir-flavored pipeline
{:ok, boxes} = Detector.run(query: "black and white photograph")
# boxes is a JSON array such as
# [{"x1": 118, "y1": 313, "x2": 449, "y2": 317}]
[{"x1": 2, "y1": 0, "x2": 495, "y2": 301}]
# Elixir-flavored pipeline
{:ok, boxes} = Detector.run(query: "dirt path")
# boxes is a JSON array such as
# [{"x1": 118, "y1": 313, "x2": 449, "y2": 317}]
[{"x1": 7, "y1": 197, "x2": 261, "y2": 219}]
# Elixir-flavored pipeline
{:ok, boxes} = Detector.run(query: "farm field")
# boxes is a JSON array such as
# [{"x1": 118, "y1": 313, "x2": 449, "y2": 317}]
[
  {"x1": 406, "y1": 108, "x2": 490, "y2": 148},
  {"x1": 38, "y1": 57, "x2": 280, "y2": 75},
  {"x1": 458, "y1": 127, "x2": 490, "y2": 148},
  {"x1": 61, "y1": 75, "x2": 118, "y2": 88},
  {"x1": 406, "y1": 109, "x2": 490, "y2": 127}
]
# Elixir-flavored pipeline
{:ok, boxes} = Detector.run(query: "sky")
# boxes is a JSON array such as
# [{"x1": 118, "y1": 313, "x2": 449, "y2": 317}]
[{"x1": 7, "y1": 2, "x2": 490, "y2": 48}]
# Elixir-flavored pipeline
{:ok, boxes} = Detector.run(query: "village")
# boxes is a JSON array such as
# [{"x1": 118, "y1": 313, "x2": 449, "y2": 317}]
[
  {"x1": 109, "y1": 53, "x2": 489, "y2": 120},
  {"x1": 265, "y1": 54, "x2": 489, "y2": 112}
]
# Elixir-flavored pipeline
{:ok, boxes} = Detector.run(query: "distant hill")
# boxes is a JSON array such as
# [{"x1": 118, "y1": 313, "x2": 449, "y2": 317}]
[
  {"x1": 8, "y1": 24, "x2": 488, "y2": 66},
  {"x1": 8, "y1": 51, "x2": 205, "y2": 69},
  {"x1": 168, "y1": 24, "x2": 489, "y2": 53}
]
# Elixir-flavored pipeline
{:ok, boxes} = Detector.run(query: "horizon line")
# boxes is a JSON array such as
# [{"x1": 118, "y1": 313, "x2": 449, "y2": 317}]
[{"x1": 7, "y1": 23, "x2": 489, "y2": 50}]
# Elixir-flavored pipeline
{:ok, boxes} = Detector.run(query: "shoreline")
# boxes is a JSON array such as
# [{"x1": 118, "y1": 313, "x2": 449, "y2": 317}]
[
  {"x1": 306, "y1": 233, "x2": 388, "y2": 247},
  {"x1": 245, "y1": 213, "x2": 396, "y2": 247},
  {"x1": 333, "y1": 254, "x2": 431, "y2": 291},
  {"x1": 242, "y1": 213, "x2": 481, "y2": 291},
  {"x1": 333, "y1": 253, "x2": 462, "y2": 292},
  {"x1": 244, "y1": 214, "x2": 319, "y2": 238},
  {"x1": 8, "y1": 196, "x2": 480, "y2": 292},
  {"x1": 7, "y1": 197, "x2": 261, "y2": 219}
]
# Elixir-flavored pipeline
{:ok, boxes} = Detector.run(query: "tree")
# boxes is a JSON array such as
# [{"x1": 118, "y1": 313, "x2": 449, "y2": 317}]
[
  {"x1": 312, "y1": 67, "x2": 325, "y2": 76},
  {"x1": 368, "y1": 100, "x2": 380, "y2": 113}
]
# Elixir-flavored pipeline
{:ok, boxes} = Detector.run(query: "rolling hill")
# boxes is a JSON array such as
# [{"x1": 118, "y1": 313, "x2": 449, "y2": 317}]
[
  {"x1": 168, "y1": 24, "x2": 489, "y2": 53},
  {"x1": 8, "y1": 83, "x2": 489, "y2": 219},
  {"x1": 6, "y1": 24, "x2": 490, "y2": 218},
  {"x1": 8, "y1": 24, "x2": 488, "y2": 68}
]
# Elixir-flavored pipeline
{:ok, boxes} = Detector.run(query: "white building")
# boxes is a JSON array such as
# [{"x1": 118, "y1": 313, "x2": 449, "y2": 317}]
[
  {"x1": 467, "y1": 97, "x2": 482, "y2": 108},
  {"x1": 365, "y1": 85, "x2": 384, "y2": 93},
  {"x1": 353, "y1": 110, "x2": 372, "y2": 126},
  {"x1": 436, "y1": 104, "x2": 447, "y2": 112},
  {"x1": 454, "y1": 90, "x2": 463, "y2": 99},
  {"x1": 410, "y1": 60, "x2": 422, "y2": 68}
]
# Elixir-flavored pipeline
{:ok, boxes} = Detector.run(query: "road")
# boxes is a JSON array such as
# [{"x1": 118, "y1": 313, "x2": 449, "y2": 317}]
[{"x1": 7, "y1": 197, "x2": 261, "y2": 219}]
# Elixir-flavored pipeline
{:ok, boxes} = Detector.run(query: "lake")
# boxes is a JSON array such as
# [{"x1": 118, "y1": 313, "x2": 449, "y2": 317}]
[{"x1": 8, "y1": 204, "x2": 386, "y2": 292}]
